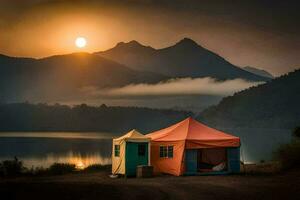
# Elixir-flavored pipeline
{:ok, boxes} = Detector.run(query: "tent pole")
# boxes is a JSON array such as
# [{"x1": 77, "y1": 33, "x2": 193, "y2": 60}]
[
  {"x1": 240, "y1": 144, "x2": 246, "y2": 174},
  {"x1": 148, "y1": 142, "x2": 151, "y2": 166}
]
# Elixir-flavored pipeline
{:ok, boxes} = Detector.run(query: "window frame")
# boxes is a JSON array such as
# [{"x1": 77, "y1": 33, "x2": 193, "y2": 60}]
[
  {"x1": 167, "y1": 146, "x2": 174, "y2": 158},
  {"x1": 159, "y1": 145, "x2": 173, "y2": 158},
  {"x1": 114, "y1": 145, "x2": 120, "y2": 157}
]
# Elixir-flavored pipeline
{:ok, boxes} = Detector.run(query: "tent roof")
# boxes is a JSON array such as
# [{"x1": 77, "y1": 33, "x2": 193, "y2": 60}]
[
  {"x1": 114, "y1": 129, "x2": 150, "y2": 142},
  {"x1": 146, "y1": 117, "x2": 240, "y2": 143}
]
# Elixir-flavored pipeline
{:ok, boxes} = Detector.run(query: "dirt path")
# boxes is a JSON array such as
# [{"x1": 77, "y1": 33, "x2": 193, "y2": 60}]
[{"x1": 1, "y1": 170, "x2": 300, "y2": 200}]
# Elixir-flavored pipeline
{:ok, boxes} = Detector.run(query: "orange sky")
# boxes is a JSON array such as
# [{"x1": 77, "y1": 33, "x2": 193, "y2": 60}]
[{"x1": 0, "y1": 0, "x2": 299, "y2": 76}]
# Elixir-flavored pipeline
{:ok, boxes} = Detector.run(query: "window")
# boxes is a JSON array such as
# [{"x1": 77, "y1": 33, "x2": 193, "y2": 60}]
[
  {"x1": 160, "y1": 146, "x2": 167, "y2": 158},
  {"x1": 138, "y1": 144, "x2": 146, "y2": 156},
  {"x1": 159, "y1": 146, "x2": 173, "y2": 158},
  {"x1": 114, "y1": 145, "x2": 120, "y2": 157},
  {"x1": 168, "y1": 146, "x2": 173, "y2": 158},
  {"x1": 159, "y1": 146, "x2": 163, "y2": 157}
]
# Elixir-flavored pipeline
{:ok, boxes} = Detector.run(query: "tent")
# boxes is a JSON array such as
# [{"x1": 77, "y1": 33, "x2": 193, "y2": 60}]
[
  {"x1": 112, "y1": 129, "x2": 150, "y2": 176},
  {"x1": 146, "y1": 117, "x2": 240, "y2": 176}
]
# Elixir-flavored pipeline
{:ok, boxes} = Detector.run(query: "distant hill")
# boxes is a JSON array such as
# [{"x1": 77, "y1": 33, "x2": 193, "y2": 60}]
[
  {"x1": 0, "y1": 103, "x2": 192, "y2": 133},
  {"x1": 97, "y1": 38, "x2": 270, "y2": 81},
  {"x1": 198, "y1": 69, "x2": 300, "y2": 129},
  {"x1": 0, "y1": 53, "x2": 167, "y2": 102},
  {"x1": 243, "y1": 66, "x2": 274, "y2": 79}
]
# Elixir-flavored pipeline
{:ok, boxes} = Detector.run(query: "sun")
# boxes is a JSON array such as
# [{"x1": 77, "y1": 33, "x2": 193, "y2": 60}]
[{"x1": 75, "y1": 37, "x2": 87, "y2": 48}]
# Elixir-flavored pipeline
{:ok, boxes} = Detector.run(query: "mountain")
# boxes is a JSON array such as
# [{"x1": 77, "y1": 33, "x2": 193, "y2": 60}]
[
  {"x1": 96, "y1": 38, "x2": 270, "y2": 81},
  {"x1": 243, "y1": 66, "x2": 274, "y2": 79},
  {"x1": 198, "y1": 69, "x2": 300, "y2": 129},
  {"x1": 0, "y1": 53, "x2": 167, "y2": 102}
]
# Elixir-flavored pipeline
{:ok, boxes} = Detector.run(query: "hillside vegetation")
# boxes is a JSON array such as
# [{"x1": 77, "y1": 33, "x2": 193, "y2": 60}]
[
  {"x1": 0, "y1": 103, "x2": 192, "y2": 133},
  {"x1": 199, "y1": 69, "x2": 300, "y2": 129}
]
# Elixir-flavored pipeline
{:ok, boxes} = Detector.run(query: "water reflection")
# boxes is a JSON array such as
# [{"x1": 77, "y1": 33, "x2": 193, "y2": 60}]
[
  {"x1": 0, "y1": 132, "x2": 114, "y2": 168},
  {"x1": 21, "y1": 151, "x2": 111, "y2": 169}
]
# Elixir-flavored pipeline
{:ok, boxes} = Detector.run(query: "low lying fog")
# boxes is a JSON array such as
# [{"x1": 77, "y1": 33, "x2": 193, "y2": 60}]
[{"x1": 82, "y1": 77, "x2": 263, "y2": 97}]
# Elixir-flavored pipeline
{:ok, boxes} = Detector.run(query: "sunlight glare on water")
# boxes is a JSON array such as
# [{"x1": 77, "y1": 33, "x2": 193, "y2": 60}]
[
  {"x1": 21, "y1": 151, "x2": 112, "y2": 169},
  {"x1": 0, "y1": 132, "x2": 115, "y2": 168}
]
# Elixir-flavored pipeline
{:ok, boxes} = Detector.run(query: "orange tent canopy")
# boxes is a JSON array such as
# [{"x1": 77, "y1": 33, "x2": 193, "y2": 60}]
[
  {"x1": 147, "y1": 117, "x2": 240, "y2": 148},
  {"x1": 146, "y1": 117, "x2": 240, "y2": 176}
]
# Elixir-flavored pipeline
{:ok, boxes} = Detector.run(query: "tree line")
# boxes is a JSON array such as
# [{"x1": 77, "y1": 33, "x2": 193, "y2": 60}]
[{"x1": 0, "y1": 102, "x2": 192, "y2": 133}]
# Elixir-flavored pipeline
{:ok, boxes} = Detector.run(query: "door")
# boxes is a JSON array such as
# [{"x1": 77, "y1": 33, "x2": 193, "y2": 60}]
[
  {"x1": 125, "y1": 142, "x2": 148, "y2": 176},
  {"x1": 185, "y1": 149, "x2": 197, "y2": 174},
  {"x1": 227, "y1": 147, "x2": 240, "y2": 173}
]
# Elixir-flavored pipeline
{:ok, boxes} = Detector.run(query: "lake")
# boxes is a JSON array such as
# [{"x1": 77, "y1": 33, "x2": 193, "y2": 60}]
[
  {"x1": 0, "y1": 132, "x2": 117, "y2": 169},
  {"x1": 0, "y1": 129, "x2": 292, "y2": 168}
]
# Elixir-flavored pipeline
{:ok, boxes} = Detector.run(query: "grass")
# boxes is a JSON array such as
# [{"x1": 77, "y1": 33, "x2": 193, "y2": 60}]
[
  {"x1": 0, "y1": 157, "x2": 25, "y2": 177},
  {"x1": 274, "y1": 140, "x2": 300, "y2": 170},
  {"x1": 0, "y1": 158, "x2": 110, "y2": 178},
  {"x1": 48, "y1": 163, "x2": 76, "y2": 175},
  {"x1": 241, "y1": 162, "x2": 281, "y2": 175},
  {"x1": 82, "y1": 164, "x2": 111, "y2": 172}
]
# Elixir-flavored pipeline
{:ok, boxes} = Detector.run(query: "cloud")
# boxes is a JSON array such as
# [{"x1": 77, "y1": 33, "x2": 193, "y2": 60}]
[{"x1": 81, "y1": 77, "x2": 263, "y2": 98}]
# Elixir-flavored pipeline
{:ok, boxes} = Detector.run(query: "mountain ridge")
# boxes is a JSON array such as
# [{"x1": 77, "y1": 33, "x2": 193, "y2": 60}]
[
  {"x1": 0, "y1": 52, "x2": 167, "y2": 102},
  {"x1": 96, "y1": 38, "x2": 271, "y2": 81}
]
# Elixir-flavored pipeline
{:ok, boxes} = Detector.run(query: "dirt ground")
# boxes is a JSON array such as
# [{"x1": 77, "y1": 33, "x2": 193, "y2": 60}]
[{"x1": 1, "y1": 169, "x2": 300, "y2": 200}]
